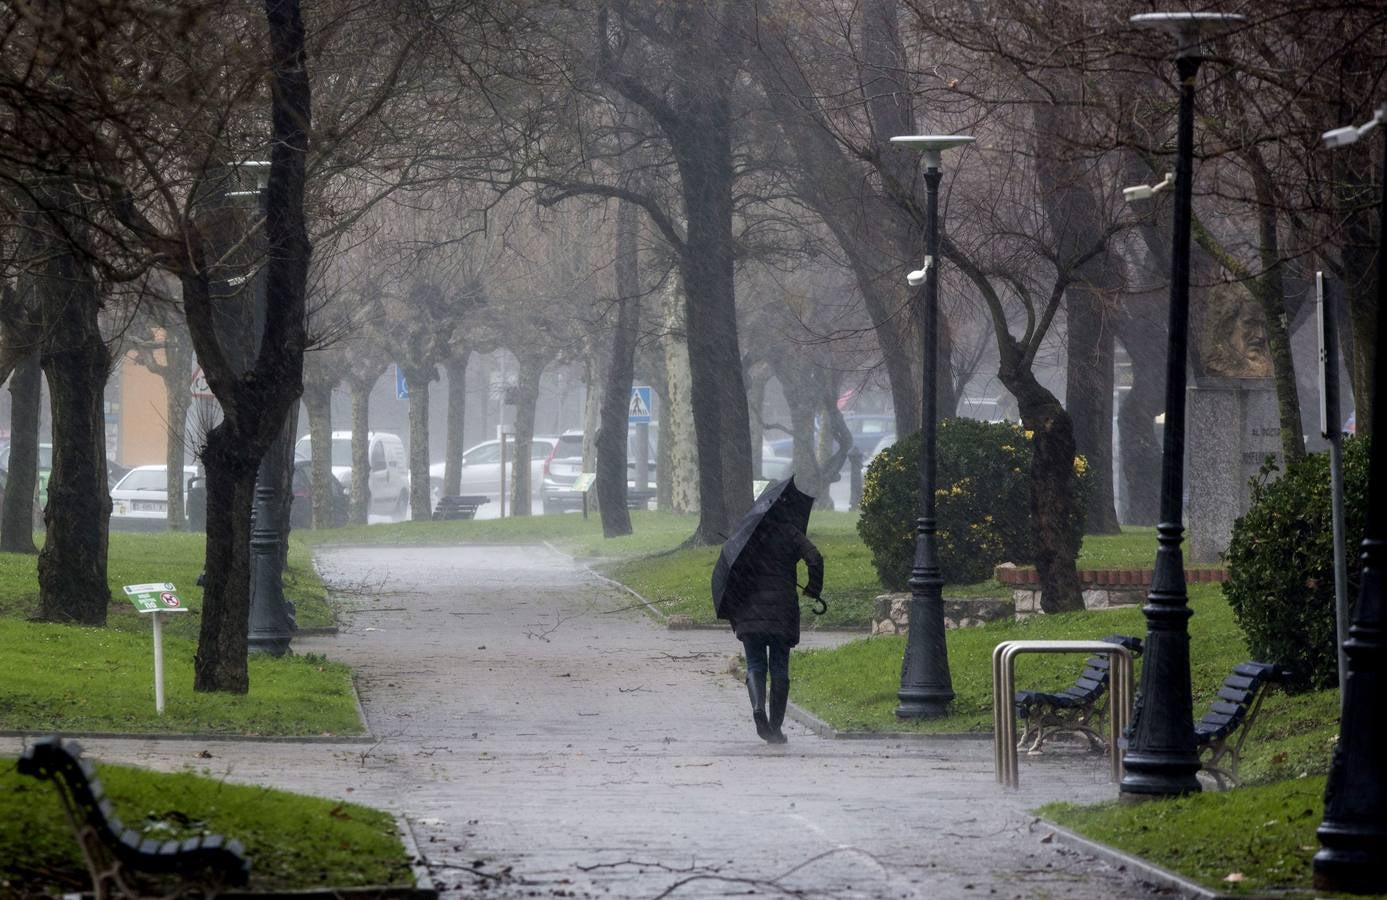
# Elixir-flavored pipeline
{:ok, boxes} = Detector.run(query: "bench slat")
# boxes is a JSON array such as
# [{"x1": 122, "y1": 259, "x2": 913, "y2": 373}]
[{"x1": 1218, "y1": 685, "x2": 1254, "y2": 703}]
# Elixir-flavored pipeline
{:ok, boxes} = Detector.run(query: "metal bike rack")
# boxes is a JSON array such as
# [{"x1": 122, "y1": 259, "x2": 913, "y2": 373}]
[{"x1": 992, "y1": 640, "x2": 1136, "y2": 788}]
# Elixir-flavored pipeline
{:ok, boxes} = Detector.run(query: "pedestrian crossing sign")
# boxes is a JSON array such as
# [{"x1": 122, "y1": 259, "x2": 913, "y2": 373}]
[{"x1": 628, "y1": 386, "x2": 652, "y2": 424}]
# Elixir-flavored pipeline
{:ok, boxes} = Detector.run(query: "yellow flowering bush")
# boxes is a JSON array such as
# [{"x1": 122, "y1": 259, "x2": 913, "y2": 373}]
[{"x1": 857, "y1": 418, "x2": 1090, "y2": 588}]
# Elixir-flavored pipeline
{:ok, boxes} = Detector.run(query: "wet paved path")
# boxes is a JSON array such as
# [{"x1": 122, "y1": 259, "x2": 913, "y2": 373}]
[{"x1": 9, "y1": 545, "x2": 1176, "y2": 898}]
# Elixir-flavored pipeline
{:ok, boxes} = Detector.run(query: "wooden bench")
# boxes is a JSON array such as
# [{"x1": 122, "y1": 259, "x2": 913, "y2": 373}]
[
  {"x1": 1014, "y1": 634, "x2": 1143, "y2": 754},
  {"x1": 17, "y1": 736, "x2": 251, "y2": 899},
  {"x1": 1196, "y1": 661, "x2": 1289, "y2": 789},
  {"x1": 432, "y1": 494, "x2": 490, "y2": 521}
]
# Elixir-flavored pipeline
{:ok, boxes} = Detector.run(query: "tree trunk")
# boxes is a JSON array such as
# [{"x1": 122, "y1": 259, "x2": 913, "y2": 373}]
[
  {"x1": 195, "y1": 431, "x2": 259, "y2": 692},
  {"x1": 674, "y1": 108, "x2": 751, "y2": 543},
  {"x1": 1249, "y1": 163, "x2": 1305, "y2": 462},
  {"x1": 192, "y1": 0, "x2": 311, "y2": 692},
  {"x1": 301, "y1": 377, "x2": 334, "y2": 527},
  {"x1": 509, "y1": 354, "x2": 543, "y2": 517},
  {"x1": 1065, "y1": 284, "x2": 1121, "y2": 533},
  {"x1": 35, "y1": 187, "x2": 112, "y2": 626},
  {"x1": 1002, "y1": 362, "x2": 1084, "y2": 613},
  {"x1": 348, "y1": 380, "x2": 371, "y2": 524},
  {"x1": 660, "y1": 274, "x2": 699, "y2": 514},
  {"x1": 1334, "y1": 141, "x2": 1378, "y2": 437},
  {"x1": 404, "y1": 365, "x2": 433, "y2": 520},
  {"x1": 1032, "y1": 101, "x2": 1120, "y2": 535},
  {"x1": 596, "y1": 198, "x2": 641, "y2": 537},
  {"x1": 1, "y1": 350, "x2": 41, "y2": 553},
  {"x1": 441, "y1": 350, "x2": 470, "y2": 499},
  {"x1": 162, "y1": 366, "x2": 193, "y2": 531},
  {"x1": 1116, "y1": 290, "x2": 1166, "y2": 527}
]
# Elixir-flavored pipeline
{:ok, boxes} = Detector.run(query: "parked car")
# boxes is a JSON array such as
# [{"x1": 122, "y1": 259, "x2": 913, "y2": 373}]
[
  {"x1": 291, "y1": 459, "x2": 349, "y2": 529},
  {"x1": 759, "y1": 439, "x2": 794, "y2": 481},
  {"x1": 428, "y1": 435, "x2": 557, "y2": 513},
  {"x1": 0, "y1": 442, "x2": 53, "y2": 509},
  {"x1": 540, "y1": 428, "x2": 658, "y2": 514},
  {"x1": 294, "y1": 431, "x2": 409, "y2": 519},
  {"x1": 106, "y1": 459, "x2": 132, "y2": 490},
  {"x1": 842, "y1": 413, "x2": 896, "y2": 458},
  {"x1": 110, "y1": 464, "x2": 200, "y2": 531}
]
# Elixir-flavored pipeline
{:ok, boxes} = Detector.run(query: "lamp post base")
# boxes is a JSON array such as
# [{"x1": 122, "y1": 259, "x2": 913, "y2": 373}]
[
  {"x1": 895, "y1": 694, "x2": 952, "y2": 718},
  {"x1": 1117, "y1": 750, "x2": 1202, "y2": 802}
]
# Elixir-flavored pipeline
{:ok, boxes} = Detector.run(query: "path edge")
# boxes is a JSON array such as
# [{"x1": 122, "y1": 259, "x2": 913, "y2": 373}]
[{"x1": 1043, "y1": 820, "x2": 1226, "y2": 899}]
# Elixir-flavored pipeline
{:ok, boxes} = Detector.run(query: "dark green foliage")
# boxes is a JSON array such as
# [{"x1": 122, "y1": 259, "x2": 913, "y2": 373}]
[
  {"x1": 1223, "y1": 436, "x2": 1369, "y2": 692},
  {"x1": 856, "y1": 419, "x2": 1088, "y2": 588}
]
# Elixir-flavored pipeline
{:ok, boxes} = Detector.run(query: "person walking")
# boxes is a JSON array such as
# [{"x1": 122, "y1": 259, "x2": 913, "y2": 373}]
[{"x1": 720, "y1": 491, "x2": 824, "y2": 744}]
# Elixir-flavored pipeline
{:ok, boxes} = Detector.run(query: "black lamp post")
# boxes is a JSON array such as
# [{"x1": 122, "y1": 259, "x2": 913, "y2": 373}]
[
  {"x1": 1119, "y1": 12, "x2": 1243, "y2": 800},
  {"x1": 888, "y1": 134, "x2": 974, "y2": 718},
  {"x1": 229, "y1": 164, "x2": 296, "y2": 656},
  {"x1": 1313, "y1": 104, "x2": 1387, "y2": 894}
]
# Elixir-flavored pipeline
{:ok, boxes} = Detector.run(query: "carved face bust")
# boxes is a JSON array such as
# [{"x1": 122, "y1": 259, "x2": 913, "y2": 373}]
[{"x1": 1199, "y1": 284, "x2": 1272, "y2": 378}]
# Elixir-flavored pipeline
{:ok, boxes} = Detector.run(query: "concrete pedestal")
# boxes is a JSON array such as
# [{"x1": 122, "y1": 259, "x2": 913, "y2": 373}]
[{"x1": 1186, "y1": 377, "x2": 1282, "y2": 563}]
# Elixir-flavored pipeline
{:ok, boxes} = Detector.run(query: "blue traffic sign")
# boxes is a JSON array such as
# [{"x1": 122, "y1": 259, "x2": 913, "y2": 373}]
[{"x1": 628, "y1": 385, "x2": 652, "y2": 423}]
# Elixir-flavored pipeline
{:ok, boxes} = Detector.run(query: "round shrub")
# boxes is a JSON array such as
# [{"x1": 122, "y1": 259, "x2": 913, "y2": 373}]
[
  {"x1": 857, "y1": 418, "x2": 1088, "y2": 588},
  {"x1": 1223, "y1": 435, "x2": 1369, "y2": 692}
]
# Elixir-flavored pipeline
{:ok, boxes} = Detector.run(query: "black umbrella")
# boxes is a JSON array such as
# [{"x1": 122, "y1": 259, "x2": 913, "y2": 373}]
[{"x1": 710, "y1": 476, "x2": 816, "y2": 620}]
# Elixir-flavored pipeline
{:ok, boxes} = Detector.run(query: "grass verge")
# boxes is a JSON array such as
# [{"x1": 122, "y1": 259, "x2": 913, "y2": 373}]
[
  {"x1": 0, "y1": 531, "x2": 361, "y2": 736},
  {"x1": 790, "y1": 583, "x2": 1339, "y2": 771},
  {"x1": 1040, "y1": 777, "x2": 1327, "y2": 895},
  {"x1": 300, "y1": 509, "x2": 697, "y2": 561},
  {"x1": 601, "y1": 510, "x2": 881, "y2": 628},
  {"x1": 1, "y1": 756, "x2": 413, "y2": 894}
]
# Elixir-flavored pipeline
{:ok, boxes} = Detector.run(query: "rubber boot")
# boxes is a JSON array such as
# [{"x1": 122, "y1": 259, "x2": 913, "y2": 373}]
[
  {"x1": 747, "y1": 673, "x2": 772, "y2": 741},
  {"x1": 767, "y1": 678, "x2": 790, "y2": 744}
]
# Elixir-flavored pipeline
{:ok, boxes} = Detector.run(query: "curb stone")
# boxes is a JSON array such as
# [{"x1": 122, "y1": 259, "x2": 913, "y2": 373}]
[
  {"x1": 397, "y1": 814, "x2": 441, "y2": 898},
  {"x1": 1043, "y1": 821, "x2": 1222, "y2": 899}
]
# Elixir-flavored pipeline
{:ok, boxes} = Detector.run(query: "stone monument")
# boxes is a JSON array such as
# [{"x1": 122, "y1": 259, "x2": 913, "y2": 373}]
[{"x1": 1186, "y1": 284, "x2": 1283, "y2": 563}]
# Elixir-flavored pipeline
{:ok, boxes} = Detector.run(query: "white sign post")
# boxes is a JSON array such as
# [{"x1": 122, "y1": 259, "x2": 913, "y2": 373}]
[{"x1": 123, "y1": 583, "x2": 190, "y2": 715}]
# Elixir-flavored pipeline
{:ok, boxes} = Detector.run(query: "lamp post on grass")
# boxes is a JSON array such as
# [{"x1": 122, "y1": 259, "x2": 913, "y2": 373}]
[
  {"x1": 228, "y1": 162, "x2": 296, "y2": 656},
  {"x1": 1119, "y1": 11, "x2": 1244, "y2": 800},
  {"x1": 888, "y1": 134, "x2": 974, "y2": 718},
  {"x1": 1313, "y1": 103, "x2": 1387, "y2": 895}
]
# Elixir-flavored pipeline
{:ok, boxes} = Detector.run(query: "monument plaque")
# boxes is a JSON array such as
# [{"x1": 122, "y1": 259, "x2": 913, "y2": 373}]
[{"x1": 1186, "y1": 378, "x2": 1283, "y2": 562}]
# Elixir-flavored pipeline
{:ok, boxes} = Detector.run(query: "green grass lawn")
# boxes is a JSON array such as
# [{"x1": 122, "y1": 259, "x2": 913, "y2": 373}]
[
  {"x1": 790, "y1": 583, "x2": 1339, "y2": 773},
  {"x1": 0, "y1": 531, "x2": 335, "y2": 639},
  {"x1": 600, "y1": 510, "x2": 883, "y2": 628},
  {"x1": 1041, "y1": 777, "x2": 1328, "y2": 895},
  {"x1": 301, "y1": 508, "x2": 697, "y2": 561},
  {"x1": 0, "y1": 531, "x2": 360, "y2": 736},
  {"x1": 1, "y1": 756, "x2": 413, "y2": 894}
]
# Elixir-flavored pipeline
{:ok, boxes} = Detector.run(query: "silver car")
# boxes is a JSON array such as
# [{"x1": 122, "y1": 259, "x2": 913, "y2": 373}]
[{"x1": 430, "y1": 436, "x2": 557, "y2": 512}]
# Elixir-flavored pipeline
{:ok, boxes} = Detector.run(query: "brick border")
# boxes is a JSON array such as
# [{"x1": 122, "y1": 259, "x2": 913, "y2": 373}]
[{"x1": 995, "y1": 565, "x2": 1227, "y2": 587}]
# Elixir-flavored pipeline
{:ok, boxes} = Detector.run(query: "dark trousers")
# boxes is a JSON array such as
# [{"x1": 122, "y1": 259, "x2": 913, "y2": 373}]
[{"x1": 742, "y1": 634, "x2": 791, "y2": 685}]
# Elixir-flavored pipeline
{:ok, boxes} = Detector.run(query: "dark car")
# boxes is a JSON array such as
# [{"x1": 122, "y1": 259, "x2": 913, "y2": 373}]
[
  {"x1": 291, "y1": 459, "x2": 348, "y2": 528},
  {"x1": 184, "y1": 461, "x2": 347, "y2": 531}
]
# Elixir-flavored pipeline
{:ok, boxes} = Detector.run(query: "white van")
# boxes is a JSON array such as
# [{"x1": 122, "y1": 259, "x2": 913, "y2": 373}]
[{"x1": 295, "y1": 431, "x2": 410, "y2": 518}]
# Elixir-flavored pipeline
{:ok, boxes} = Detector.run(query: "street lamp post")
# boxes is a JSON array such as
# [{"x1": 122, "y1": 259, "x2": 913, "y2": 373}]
[
  {"x1": 1119, "y1": 12, "x2": 1243, "y2": 800},
  {"x1": 1313, "y1": 104, "x2": 1387, "y2": 894},
  {"x1": 888, "y1": 134, "x2": 974, "y2": 718},
  {"x1": 229, "y1": 162, "x2": 296, "y2": 656}
]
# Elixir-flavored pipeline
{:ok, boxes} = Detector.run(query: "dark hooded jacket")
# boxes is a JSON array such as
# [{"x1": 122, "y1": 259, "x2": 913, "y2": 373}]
[{"x1": 726, "y1": 525, "x2": 823, "y2": 646}]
